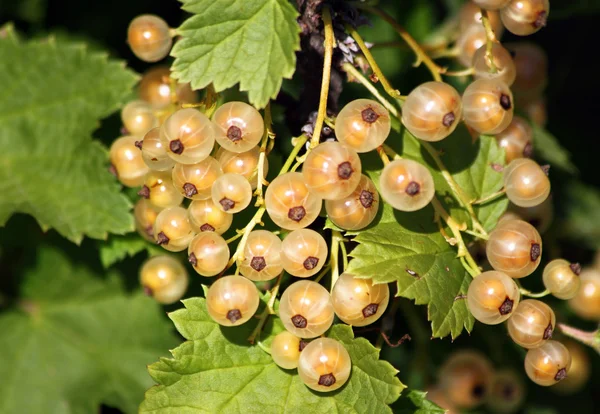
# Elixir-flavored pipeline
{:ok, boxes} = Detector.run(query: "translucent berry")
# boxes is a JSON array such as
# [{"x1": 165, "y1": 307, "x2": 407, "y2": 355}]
[
  {"x1": 438, "y1": 350, "x2": 494, "y2": 409},
  {"x1": 139, "y1": 67, "x2": 197, "y2": 109},
  {"x1": 172, "y1": 156, "x2": 222, "y2": 200},
  {"x1": 508, "y1": 299, "x2": 555, "y2": 349},
  {"x1": 161, "y1": 108, "x2": 215, "y2": 164},
  {"x1": 121, "y1": 100, "x2": 158, "y2": 136},
  {"x1": 473, "y1": 44, "x2": 517, "y2": 87},
  {"x1": 302, "y1": 141, "x2": 362, "y2": 200},
  {"x1": 568, "y1": 268, "x2": 600, "y2": 321},
  {"x1": 206, "y1": 275, "x2": 259, "y2": 326},
  {"x1": 486, "y1": 370, "x2": 526, "y2": 414},
  {"x1": 331, "y1": 273, "x2": 389, "y2": 326},
  {"x1": 216, "y1": 146, "x2": 269, "y2": 190},
  {"x1": 542, "y1": 259, "x2": 581, "y2": 300},
  {"x1": 379, "y1": 159, "x2": 435, "y2": 212},
  {"x1": 211, "y1": 173, "x2": 252, "y2": 214},
  {"x1": 264, "y1": 172, "x2": 322, "y2": 230},
  {"x1": 401, "y1": 81, "x2": 462, "y2": 142},
  {"x1": 505, "y1": 197, "x2": 553, "y2": 234},
  {"x1": 153, "y1": 206, "x2": 195, "y2": 252},
  {"x1": 334, "y1": 99, "x2": 391, "y2": 152},
  {"x1": 139, "y1": 170, "x2": 184, "y2": 209},
  {"x1": 472, "y1": 0, "x2": 511, "y2": 10},
  {"x1": 188, "y1": 199, "x2": 233, "y2": 235},
  {"x1": 212, "y1": 101, "x2": 264, "y2": 153},
  {"x1": 187, "y1": 232, "x2": 229, "y2": 277},
  {"x1": 271, "y1": 331, "x2": 302, "y2": 370},
  {"x1": 524, "y1": 340, "x2": 571, "y2": 386},
  {"x1": 524, "y1": 97, "x2": 547, "y2": 127},
  {"x1": 127, "y1": 15, "x2": 172, "y2": 62},
  {"x1": 494, "y1": 116, "x2": 533, "y2": 163},
  {"x1": 486, "y1": 219, "x2": 542, "y2": 278},
  {"x1": 459, "y1": 2, "x2": 504, "y2": 37},
  {"x1": 503, "y1": 159, "x2": 550, "y2": 208},
  {"x1": 506, "y1": 42, "x2": 548, "y2": 101},
  {"x1": 325, "y1": 175, "x2": 379, "y2": 231},
  {"x1": 279, "y1": 280, "x2": 334, "y2": 338},
  {"x1": 140, "y1": 255, "x2": 189, "y2": 304},
  {"x1": 501, "y1": 0, "x2": 550, "y2": 36},
  {"x1": 553, "y1": 340, "x2": 591, "y2": 394},
  {"x1": 298, "y1": 338, "x2": 351, "y2": 392},
  {"x1": 109, "y1": 135, "x2": 150, "y2": 188},
  {"x1": 281, "y1": 229, "x2": 328, "y2": 278},
  {"x1": 467, "y1": 270, "x2": 520, "y2": 324},
  {"x1": 456, "y1": 25, "x2": 487, "y2": 67},
  {"x1": 426, "y1": 388, "x2": 458, "y2": 414},
  {"x1": 134, "y1": 198, "x2": 162, "y2": 242},
  {"x1": 140, "y1": 127, "x2": 175, "y2": 171},
  {"x1": 463, "y1": 78, "x2": 514, "y2": 134},
  {"x1": 239, "y1": 230, "x2": 283, "y2": 282}
]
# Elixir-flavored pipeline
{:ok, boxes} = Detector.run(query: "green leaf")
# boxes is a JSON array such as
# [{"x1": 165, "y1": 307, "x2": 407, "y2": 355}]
[
  {"x1": 140, "y1": 297, "x2": 405, "y2": 413},
  {"x1": 561, "y1": 181, "x2": 600, "y2": 250},
  {"x1": 172, "y1": 0, "x2": 300, "y2": 109},
  {"x1": 0, "y1": 246, "x2": 178, "y2": 414},
  {"x1": 392, "y1": 390, "x2": 445, "y2": 414},
  {"x1": 531, "y1": 124, "x2": 577, "y2": 174},
  {"x1": 99, "y1": 233, "x2": 165, "y2": 268},
  {"x1": 0, "y1": 27, "x2": 138, "y2": 243}
]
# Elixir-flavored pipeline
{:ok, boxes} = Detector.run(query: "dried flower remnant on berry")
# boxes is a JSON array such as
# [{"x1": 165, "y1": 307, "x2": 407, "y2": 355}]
[
  {"x1": 183, "y1": 183, "x2": 198, "y2": 197},
  {"x1": 156, "y1": 231, "x2": 169, "y2": 245},
  {"x1": 227, "y1": 309, "x2": 242, "y2": 323},
  {"x1": 530, "y1": 243, "x2": 541, "y2": 261},
  {"x1": 362, "y1": 303, "x2": 379, "y2": 318},
  {"x1": 499, "y1": 297, "x2": 514, "y2": 315},
  {"x1": 200, "y1": 223, "x2": 215, "y2": 232},
  {"x1": 188, "y1": 253, "x2": 197, "y2": 266},
  {"x1": 292, "y1": 314, "x2": 308, "y2": 328},
  {"x1": 250, "y1": 256, "x2": 267, "y2": 272},
  {"x1": 318, "y1": 373, "x2": 336, "y2": 387},
  {"x1": 543, "y1": 322, "x2": 553, "y2": 339},
  {"x1": 406, "y1": 181, "x2": 420, "y2": 196},
  {"x1": 170, "y1": 139, "x2": 184, "y2": 154},
  {"x1": 362, "y1": 107, "x2": 379, "y2": 123},
  {"x1": 288, "y1": 206, "x2": 306, "y2": 222},
  {"x1": 227, "y1": 126, "x2": 243, "y2": 142},
  {"x1": 303, "y1": 256, "x2": 319, "y2": 270}
]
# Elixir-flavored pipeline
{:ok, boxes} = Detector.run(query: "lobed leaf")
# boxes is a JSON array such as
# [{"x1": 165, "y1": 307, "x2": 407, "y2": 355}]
[{"x1": 99, "y1": 233, "x2": 165, "y2": 268}]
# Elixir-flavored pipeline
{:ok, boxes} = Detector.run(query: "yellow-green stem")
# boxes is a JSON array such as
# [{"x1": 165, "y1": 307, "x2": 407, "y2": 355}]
[
  {"x1": 480, "y1": 9, "x2": 498, "y2": 74},
  {"x1": 248, "y1": 273, "x2": 283, "y2": 343},
  {"x1": 472, "y1": 188, "x2": 506, "y2": 205},
  {"x1": 341, "y1": 62, "x2": 401, "y2": 115},
  {"x1": 330, "y1": 230, "x2": 342, "y2": 290}
]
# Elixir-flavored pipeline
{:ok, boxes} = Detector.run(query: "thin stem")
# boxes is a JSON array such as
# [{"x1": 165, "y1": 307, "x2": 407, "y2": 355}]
[
  {"x1": 558, "y1": 323, "x2": 600, "y2": 355},
  {"x1": 360, "y1": 6, "x2": 443, "y2": 82},
  {"x1": 519, "y1": 287, "x2": 551, "y2": 298},
  {"x1": 345, "y1": 24, "x2": 401, "y2": 99},
  {"x1": 443, "y1": 67, "x2": 475, "y2": 77},
  {"x1": 341, "y1": 62, "x2": 401, "y2": 116},
  {"x1": 339, "y1": 238, "x2": 349, "y2": 270},
  {"x1": 472, "y1": 189, "x2": 506, "y2": 205},
  {"x1": 464, "y1": 229, "x2": 490, "y2": 240},
  {"x1": 310, "y1": 7, "x2": 335, "y2": 149},
  {"x1": 314, "y1": 264, "x2": 332, "y2": 283},
  {"x1": 280, "y1": 135, "x2": 308, "y2": 174},
  {"x1": 330, "y1": 230, "x2": 341, "y2": 291},
  {"x1": 253, "y1": 103, "x2": 274, "y2": 207},
  {"x1": 461, "y1": 256, "x2": 480, "y2": 278},
  {"x1": 225, "y1": 231, "x2": 244, "y2": 244},
  {"x1": 377, "y1": 146, "x2": 391, "y2": 165},
  {"x1": 429, "y1": 46, "x2": 460, "y2": 60},
  {"x1": 480, "y1": 9, "x2": 498, "y2": 73},
  {"x1": 248, "y1": 273, "x2": 283, "y2": 343}
]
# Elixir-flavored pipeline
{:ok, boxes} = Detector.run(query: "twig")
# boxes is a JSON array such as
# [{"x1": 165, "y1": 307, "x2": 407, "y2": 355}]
[{"x1": 558, "y1": 323, "x2": 600, "y2": 355}]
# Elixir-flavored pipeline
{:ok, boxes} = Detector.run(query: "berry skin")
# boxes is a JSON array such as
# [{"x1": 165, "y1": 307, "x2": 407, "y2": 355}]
[
  {"x1": 494, "y1": 116, "x2": 533, "y2": 164},
  {"x1": 139, "y1": 170, "x2": 184, "y2": 209},
  {"x1": 140, "y1": 255, "x2": 189, "y2": 304},
  {"x1": 134, "y1": 198, "x2": 162, "y2": 242},
  {"x1": 127, "y1": 15, "x2": 172, "y2": 62},
  {"x1": 501, "y1": 0, "x2": 550, "y2": 36},
  {"x1": 568, "y1": 268, "x2": 600, "y2": 321},
  {"x1": 161, "y1": 108, "x2": 215, "y2": 164},
  {"x1": 486, "y1": 219, "x2": 542, "y2": 278},
  {"x1": 325, "y1": 175, "x2": 379, "y2": 231},
  {"x1": 212, "y1": 101, "x2": 264, "y2": 153},
  {"x1": 264, "y1": 172, "x2": 322, "y2": 230},
  {"x1": 271, "y1": 331, "x2": 302, "y2": 370},
  {"x1": 187, "y1": 199, "x2": 233, "y2": 235},
  {"x1": 467, "y1": 270, "x2": 521, "y2": 324},
  {"x1": 542, "y1": 259, "x2": 581, "y2": 300},
  {"x1": 121, "y1": 100, "x2": 158, "y2": 136},
  {"x1": 472, "y1": 0, "x2": 511, "y2": 10},
  {"x1": 172, "y1": 156, "x2": 223, "y2": 200},
  {"x1": 524, "y1": 340, "x2": 571, "y2": 386},
  {"x1": 459, "y1": 2, "x2": 504, "y2": 37},
  {"x1": 153, "y1": 206, "x2": 196, "y2": 252},
  {"x1": 505, "y1": 42, "x2": 548, "y2": 103},
  {"x1": 239, "y1": 230, "x2": 283, "y2": 282},
  {"x1": 503, "y1": 197, "x2": 554, "y2": 234},
  {"x1": 297, "y1": 338, "x2": 351, "y2": 392},
  {"x1": 279, "y1": 280, "x2": 334, "y2": 338},
  {"x1": 379, "y1": 159, "x2": 435, "y2": 212},
  {"x1": 334, "y1": 99, "x2": 391, "y2": 152},
  {"x1": 456, "y1": 25, "x2": 487, "y2": 67},
  {"x1": 463, "y1": 78, "x2": 514, "y2": 134},
  {"x1": 503, "y1": 159, "x2": 550, "y2": 208},
  {"x1": 206, "y1": 275, "x2": 260, "y2": 326},
  {"x1": 425, "y1": 388, "x2": 458, "y2": 414},
  {"x1": 552, "y1": 340, "x2": 591, "y2": 395},
  {"x1": 507, "y1": 299, "x2": 556, "y2": 349},
  {"x1": 401, "y1": 81, "x2": 462, "y2": 142},
  {"x1": 331, "y1": 273, "x2": 390, "y2": 326},
  {"x1": 187, "y1": 232, "x2": 229, "y2": 277},
  {"x1": 473, "y1": 44, "x2": 517, "y2": 87},
  {"x1": 486, "y1": 370, "x2": 526, "y2": 414},
  {"x1": 281, "y1": 229, "x2": 328, "y2": 278},
  {"x1": 302, "y1": 141, "x2": 362, "y2": 200},
  {"x1": 438, "y1": 350, "x2": 494, "y2": 409},
  {"x1": 138, "y1": 67, "x2": 197, "y2": 109},
  {"x1": 216, "y1": 146, "x2": 269, "y2": 190},
  {"x1": 524, "y1": 97, "x2": 547, "y2": 127},
  {"x1": 211, "y1": 173, "x2": 253, "y2": 214},
  {"x1": 109, "y1": 135, "x2": 150, "y2": 188},
  {"x1": 140, "y1": 127, "x2": 175, "y2": 171}
]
